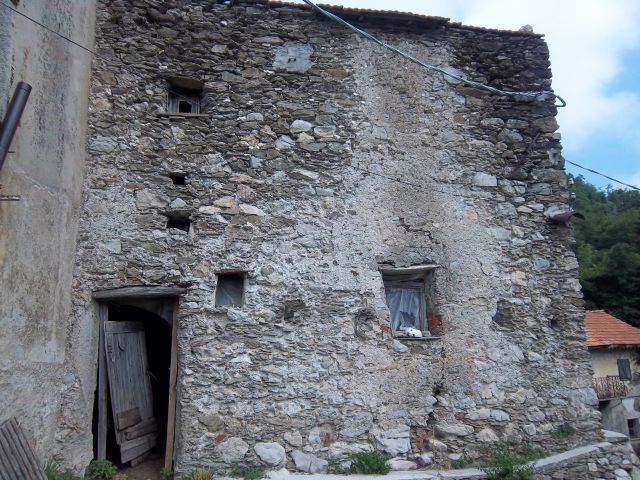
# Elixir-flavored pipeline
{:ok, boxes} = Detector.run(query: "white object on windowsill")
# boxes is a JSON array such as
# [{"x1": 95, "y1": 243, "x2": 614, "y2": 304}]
[{"x1": 401, "y1": 327, "x2": 423, "y2": 338}]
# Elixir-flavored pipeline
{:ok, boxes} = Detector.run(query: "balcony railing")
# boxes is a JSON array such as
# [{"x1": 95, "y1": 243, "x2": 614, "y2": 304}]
[{"x1": 593, "y1": 375, "x2": 629, "y2": 400}]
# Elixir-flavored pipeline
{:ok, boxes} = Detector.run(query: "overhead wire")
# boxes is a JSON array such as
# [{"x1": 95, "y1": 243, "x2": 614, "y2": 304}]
[
  {"x1": 3, "y1": 1, "x2": 637, "y2": 193},
  {"x1": 300, "y1": 0, "x2": 567, "y2": 107}
]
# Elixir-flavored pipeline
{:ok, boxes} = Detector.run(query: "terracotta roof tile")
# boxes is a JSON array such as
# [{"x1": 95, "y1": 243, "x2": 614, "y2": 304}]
[{"x1": 585, "y1": 310, "x2": 640, "y2": 347}]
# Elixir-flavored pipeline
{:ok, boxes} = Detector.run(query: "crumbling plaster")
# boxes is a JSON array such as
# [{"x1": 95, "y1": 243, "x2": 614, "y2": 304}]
[{"x1": 60, "y1": 0, "x2": 602, "y2": 474}]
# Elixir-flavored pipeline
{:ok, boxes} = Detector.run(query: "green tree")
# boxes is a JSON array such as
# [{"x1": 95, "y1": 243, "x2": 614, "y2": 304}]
[{"x1": 570, "y1": 175, "x2": 640, "y2": 325}]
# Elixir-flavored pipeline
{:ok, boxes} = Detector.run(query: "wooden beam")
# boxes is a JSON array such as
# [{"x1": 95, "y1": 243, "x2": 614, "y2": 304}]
[
  {"x1": 379, "y1": 264, "x2": 440, "y2": 274},
  {"x1": 164, "y1": 299, "x2": 180, "y2": 471},
  {"x1": 97, "y1": 305, "x2": 108, "y2": 460},
  {"x1": 92, "y1": 286, "x2": 187, "y2": 301}
]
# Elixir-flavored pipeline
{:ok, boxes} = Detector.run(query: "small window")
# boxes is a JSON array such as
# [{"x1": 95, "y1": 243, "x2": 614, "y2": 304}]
[
  {"x1": 381, "y1": 265, "x2": 437, "y2": 337},
  {"x1": 215, "y1": 273, "x2": 245, "y2": 307},
  {"x1": 618, "y1": 359, "x2": 632, "y2": 381},
  {"x1": 167, "y1": 77, "x2": 203, "y2": 114},
  {"x1": 628, "y1": 419, "x2": 640, "y2": 438}
]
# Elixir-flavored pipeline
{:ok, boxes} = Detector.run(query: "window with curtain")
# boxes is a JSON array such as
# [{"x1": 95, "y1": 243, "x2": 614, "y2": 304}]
[
  {"x1": 618, "y1": 358, "x2": 632, "y2": 381},
  {"x1": 383, "y1": 274, "x2": 428, "y2": 335}
]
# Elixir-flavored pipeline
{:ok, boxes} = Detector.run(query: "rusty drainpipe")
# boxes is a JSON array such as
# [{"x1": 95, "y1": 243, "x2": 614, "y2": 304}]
[{"x1": 0, "y1": 81, "x2": 32, "y2": 173}]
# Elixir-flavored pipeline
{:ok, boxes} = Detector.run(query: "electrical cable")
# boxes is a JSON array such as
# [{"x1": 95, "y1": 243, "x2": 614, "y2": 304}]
[
  {"x1": 4, "y1": 1, "x2": 636, "y2": 193},
  {"x1": 300, "y1": 0, "x2": 567, "y2": 108},
  {"x1": 0, "y1": 1, "x2": 203, "y2": 106},
  {"x1": 565, "y1": 160, "x2": 639, "y2": 191}
]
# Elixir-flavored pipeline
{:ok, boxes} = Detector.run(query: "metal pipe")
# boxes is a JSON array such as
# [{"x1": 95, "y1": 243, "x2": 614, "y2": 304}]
[{"x1": 0, "y1": 81, "x2": 32, "y2": 172}]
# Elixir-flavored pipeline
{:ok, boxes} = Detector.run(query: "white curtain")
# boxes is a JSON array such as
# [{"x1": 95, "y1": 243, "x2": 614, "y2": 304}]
[{"x1": 385, "y1": 287, "x2": 421, "y2": 331}]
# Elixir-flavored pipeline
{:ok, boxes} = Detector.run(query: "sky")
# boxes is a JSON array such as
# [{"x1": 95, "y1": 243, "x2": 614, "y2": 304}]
[{"x1": 293, "y1": 0, "x2": 640, "y2": 190}]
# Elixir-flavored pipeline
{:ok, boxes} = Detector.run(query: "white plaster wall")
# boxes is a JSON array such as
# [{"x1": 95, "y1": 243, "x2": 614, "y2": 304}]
[
  {"x1": 590, "y1": 347, "x2": 639, "y2": 379},
  {"x1": 0, "y1": 0, "x2": 95, "y2": 464}
]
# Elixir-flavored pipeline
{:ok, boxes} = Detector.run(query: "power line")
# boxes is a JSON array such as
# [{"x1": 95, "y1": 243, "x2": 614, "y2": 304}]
[
  {"x1": 300, "y1": 0, "x2": 566, "y2": 107},
  {"x1": 566, "y1": 160, "x2": 640, "y2": 191},
  {"x1": 7, "y1": 1, "x2": 635, "y2": 195},
  {"x1": 0, "y1": 1, "x2": 201, "y2": 106}
]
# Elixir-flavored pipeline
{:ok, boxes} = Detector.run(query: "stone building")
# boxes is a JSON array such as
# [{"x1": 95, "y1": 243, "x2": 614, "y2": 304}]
[{"x1": 4, "y1": 0, "x2": 630, "y2": 477}]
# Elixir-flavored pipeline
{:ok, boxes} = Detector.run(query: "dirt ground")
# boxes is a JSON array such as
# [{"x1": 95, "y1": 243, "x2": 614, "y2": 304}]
[{"x1": 117, "y1": 455, "x2": 164, "y2": 480}]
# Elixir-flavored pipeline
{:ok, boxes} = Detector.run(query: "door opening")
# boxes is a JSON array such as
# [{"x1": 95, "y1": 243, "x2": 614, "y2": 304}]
[{"x1": 91, "y1": 290, "x2": 181, "y2": 473}]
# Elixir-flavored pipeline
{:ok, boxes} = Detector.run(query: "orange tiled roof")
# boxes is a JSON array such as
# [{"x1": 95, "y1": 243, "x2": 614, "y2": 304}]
[{"x1": 585, "y1": 310, "x2": 640, "y2": 348}]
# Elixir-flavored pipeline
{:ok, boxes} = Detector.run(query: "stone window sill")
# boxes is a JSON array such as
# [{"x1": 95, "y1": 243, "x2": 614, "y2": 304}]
[
  {"x1": 154, "y1": 112, "x2": 211, "y2": 119},
  {"x1": 394, "y1": 334, "x2": 442, "y2": 342}
]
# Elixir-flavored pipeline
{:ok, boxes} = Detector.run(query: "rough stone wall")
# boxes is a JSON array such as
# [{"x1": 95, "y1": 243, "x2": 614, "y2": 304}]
[
  {"x1": 66, "y1": 0, "x2": 600, "y2": 474},
  {"x1": 0, "y1": 0, "x2": 95, "y2": 464}
]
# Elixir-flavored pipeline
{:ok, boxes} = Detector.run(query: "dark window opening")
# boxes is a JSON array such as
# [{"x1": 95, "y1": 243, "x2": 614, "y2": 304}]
[
  {"x1": 628, "y1": 419, "x2": 640, "y2": 438},
  {"x1": 169, "y1": 173, "x2": 187, "y2": 185},
  {"x1": 167, "y1": 77, "x2": 203, "y2": 114},
  {"x1": 215, "y1": 273, "x2": 245, "y2": 306},
  {"x1": 165, "y1": 213, "x2": 191, "y2": 232},
  {"x1": 618, "y1": 358, "x2": 632, "y2": 381}
]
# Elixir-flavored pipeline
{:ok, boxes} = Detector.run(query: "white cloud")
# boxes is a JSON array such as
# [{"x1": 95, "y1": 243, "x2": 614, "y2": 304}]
[
  {"x1": 621, "y1": 171, "x2": 640, "y2": 189},
  {"x1": 295, "y1": 0, "x2": 640, "y2": 154}
]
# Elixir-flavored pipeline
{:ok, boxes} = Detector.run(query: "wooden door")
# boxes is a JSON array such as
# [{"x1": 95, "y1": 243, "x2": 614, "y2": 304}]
[{"x1": 104, "y1": 321, "x2": 158, "y2": 464}]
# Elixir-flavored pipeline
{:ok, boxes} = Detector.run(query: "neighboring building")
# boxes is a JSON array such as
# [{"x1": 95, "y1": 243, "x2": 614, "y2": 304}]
[
  {"x1": 585, "y1": 310, "x2": 640, "y2": 449},
  {"x1": 0, "y1": 0, "x2": 96, "y2": 464}
]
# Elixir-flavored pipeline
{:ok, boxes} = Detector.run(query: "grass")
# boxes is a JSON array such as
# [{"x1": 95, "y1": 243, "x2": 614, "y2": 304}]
[
  {"x1": 230, "y1": 467, "x2": 264, "y2": 480},
  {"x1": 481, "y1": 443, "x2": 546, "y2": 480},
  {"x1": 336, "y1": 451, "x2": 391, "y2": 475}
]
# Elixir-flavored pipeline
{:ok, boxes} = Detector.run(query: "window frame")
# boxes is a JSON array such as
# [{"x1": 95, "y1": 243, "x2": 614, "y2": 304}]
[
  {"x1": 380, "y1": 264, "x2": 439, "y2": 338},
  {"x1": 214, "y1": 271, "x2": 246, "y2": 307},
  {"x1": 167, "y1": 89, "x2": 201, "y2": 114}
]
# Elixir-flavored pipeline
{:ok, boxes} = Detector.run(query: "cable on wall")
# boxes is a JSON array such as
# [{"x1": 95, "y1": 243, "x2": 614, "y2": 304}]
[{"x1": 300, "y1": 0, "x2": 567, "y2": 108}]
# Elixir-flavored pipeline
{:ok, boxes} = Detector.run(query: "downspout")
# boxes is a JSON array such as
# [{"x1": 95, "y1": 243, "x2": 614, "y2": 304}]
[{"x1": 0, "y1": 81, "x2": 32, "y2": 172}]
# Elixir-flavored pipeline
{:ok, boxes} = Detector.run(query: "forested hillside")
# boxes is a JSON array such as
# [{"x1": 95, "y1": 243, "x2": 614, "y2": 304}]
[{"x1": 569, "y1": 175, "x2": 640, "y2": 325}]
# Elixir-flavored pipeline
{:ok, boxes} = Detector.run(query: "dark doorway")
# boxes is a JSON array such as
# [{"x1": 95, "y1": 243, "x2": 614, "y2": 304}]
[{"x1": 92, "y1": 303, "x2": 173, "y2": 468}]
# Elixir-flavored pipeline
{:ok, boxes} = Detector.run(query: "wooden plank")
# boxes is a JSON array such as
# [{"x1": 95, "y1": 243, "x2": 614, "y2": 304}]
[
  {"x1": 116, "y1": 408, "x2": 142, "y2": 430},
  {"x1": 93, "y1": 286, "x2": 186, "y2": 301},
  {"x1": 104, "y1": 321, "x2": 145, "y2": 334},
  {"x1": 97, "y1": 304, "x2": 108, "y2": 460},
  {"x1": 129, "y1": 451, "x2": 150, "y2": 467},
  {"x1": 120, "y1": 433, "x2": 157, "y2": 464},
  {"x1": 0, "y1": 418, "x2": 46, "y2": 480},
  {"x1": 123, "y1": 418, "x2": 157, "y2": 440},
  {"x1": 164, "y1": 299, "x2": 180, "y2": 470}
]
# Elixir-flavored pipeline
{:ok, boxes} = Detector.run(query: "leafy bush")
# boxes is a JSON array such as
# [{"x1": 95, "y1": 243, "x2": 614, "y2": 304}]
[
  {"x1": 345, "y1": 451, "x2": 390, "y2": 475},
  {"x1": 551, "y1": 423, "x2": 576, "y2": 440},
  {"x1": 231, "y1": 467, "x2": 264, "y2": 480},
  {"x1": 44, "y1": 462, "x2": 83, "y2": 480},
  {"x1": 185, "y1": 468, "x2": 214, "y2": 480},
  {"x1": 481, "y1": 443, "x2": 541, "y2": 480},
  {"x1": 86, "y1": 459, "x2": 117, "y2": 480}
]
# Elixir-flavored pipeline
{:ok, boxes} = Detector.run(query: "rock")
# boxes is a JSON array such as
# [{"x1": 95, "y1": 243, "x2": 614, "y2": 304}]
[
  {"x1": 199, "y1": 414, "x2": 225, "y2": 432},
  {"x1": 199, "y1": 205, "x2": 221, "y2": 215},
  {"x1": 102, "y1": 239, "x2": 121, "y2": 254},
  {"x1": 340, "y1": 411, "x2": 373, "y2": 439},
  {"x1": 614, "y1": 469, "x2": 631, "y2": 479},
  {"x1": 290, "y1": 169, "x2": 319, "y2": 181},
  {"x1": 437, "y1": 424, "x2": 474, "y2": 437},
  {"x1": 135, "y1": 189, "x2": 169, "y2": 209},
  {"x1": 255, "y1": 442, "x2": 286, "y2": 465},
  {"x1": 472, "y1": 172, "x2": 498, "y2": 187},
  {"x1": 214, "y1": 196, "x2": 238, "y2": 208},
  {"x1": 498, "y1": 128, "x2": 524, "y2": 143},
  {"x1": 430, "y1": 439, "x2": 448, "y2": 451},
  {"x1": 393, "y1": 340, "x2": 409, "y2": 353},
  {"x1": 89, "y1": 136, "x2": 117, "y2": 153},
  {"x1": 227, "y1": 309, "x2": 249, "y2": 322},
  {"x1": 249, "y1": 156, "x2": 264, "y2": 168},
  {"x1": 373, "y1": 426, "x2": 410, "y2": 455},
  {"x1": 170, "y1": 197, "x2": 187, "y2": 209},
  {"x1": 215, "y1": 437, "x2": 249, "y2": 462},
  {"x1": 239, "y1": 204, "x2": 266, "y2": 216},
  {"x1": 284, "y1": 431, "x2": 303, "y2": 448},
  {"x1": 603, "y1": 430, "x2": 628, "y2": 443},
  {"x1": 245, "y1": 112, "x2": 264, "y2": 122},
  {"x1": 291, "y1": 450, "x2": 328, "y2": 473},
  {"x1": 297, "y1": 132, "x2": 314, "y2": 144},
  {"x1": 275, "y1": 135, "x2": 295, "y2": 150},
  {"x1": 290, "y1": 119, "x2": 313, "y2": 133},
  {"x1": 417, "y1": 453, "x2": 433, "y2": 465},
  {"x1": 313, "y1": 125, "x2": 336, "y2": 138},
  {"x1": 388, "y1": 458, "x2": 417, "y2": 471},
  {"x1": 490, "y1": 409, "x2": 510, "y2": 422},
  {"x1": 467, "y1": 408, "x2": 491, "y2": 421},
  {"x1": 477, "y1": 427, "x2": 499, "y2": 443}
]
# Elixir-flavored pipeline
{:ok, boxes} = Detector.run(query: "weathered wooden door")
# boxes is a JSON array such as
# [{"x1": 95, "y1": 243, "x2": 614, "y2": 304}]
[{"x1": 104, "y1": 321, "x2": 158, "y2": 464}]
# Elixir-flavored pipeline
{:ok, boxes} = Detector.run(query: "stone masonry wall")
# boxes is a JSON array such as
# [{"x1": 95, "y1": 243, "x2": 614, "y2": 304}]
[{"x1": 61, "y1": 0, "x2": 601, "y2": 474}]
